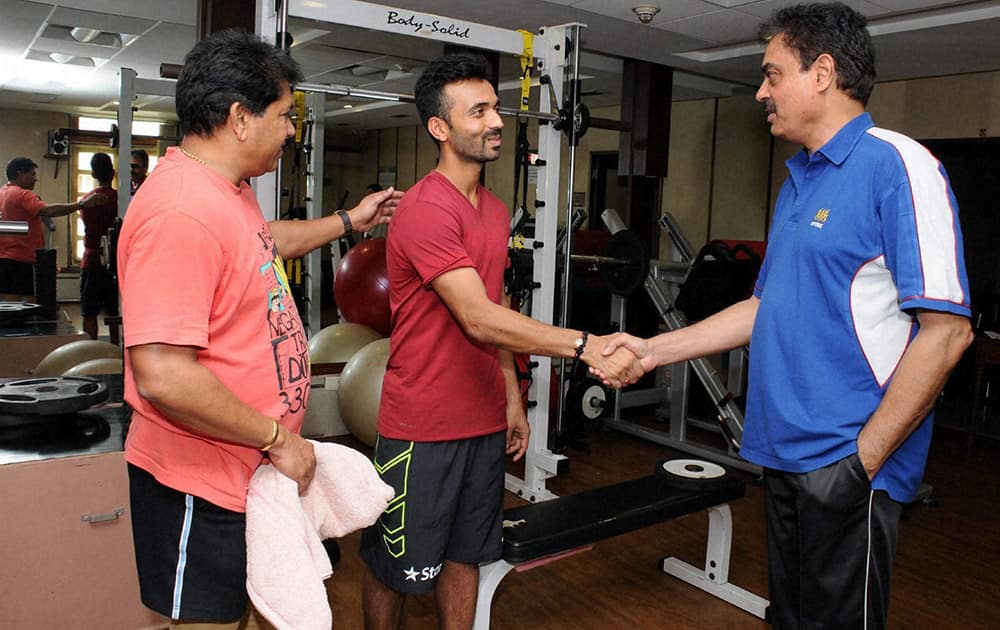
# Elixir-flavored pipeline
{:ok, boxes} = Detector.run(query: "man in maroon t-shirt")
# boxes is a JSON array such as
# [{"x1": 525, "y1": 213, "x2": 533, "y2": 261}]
[
  {"x1": 360, "y1": 53, "x2": 642, "y2": 630},
  {"x1": 79, "y1": 152, "x2": 119, "y2": 344}
]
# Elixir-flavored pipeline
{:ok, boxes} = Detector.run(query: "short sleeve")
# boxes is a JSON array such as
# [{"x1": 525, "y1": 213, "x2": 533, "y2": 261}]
[
  {"x1": 121, "y1": 211, "x2": 224, "y2": 348},
  {"x1": 881, "y1": 169, "x2": 970, "y2": 317},
  {"x1": 21, "y1": 189, "x2": 47, "y2": 217},
  {"x1": 394, "y1": 200, "x2": 474, "y2": 286}
]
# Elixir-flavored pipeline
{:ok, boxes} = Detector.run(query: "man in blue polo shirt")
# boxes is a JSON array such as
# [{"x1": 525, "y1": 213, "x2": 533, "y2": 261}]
[{"x1": 595, "y1": 3, "x2": 973, "y2": 628}]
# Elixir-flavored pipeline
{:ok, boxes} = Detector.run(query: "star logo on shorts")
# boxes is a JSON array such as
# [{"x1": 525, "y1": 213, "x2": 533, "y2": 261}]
[{"x1": 403, "y1": 566, "x2": 420, "y2": 581}]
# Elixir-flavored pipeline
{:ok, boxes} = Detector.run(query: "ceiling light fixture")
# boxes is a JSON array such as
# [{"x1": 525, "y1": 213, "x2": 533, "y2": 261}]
[
  {"x1": 48, "y1": 52, "x2": 75, "y2": 64},
  {"x1": 70, "y1": 27, "x2": 102, "y2": 43},
  {"x1": 351, "y1": 65, "x2": 384, "y2": 77},
  {"x1": 632, "y1": 5, "x2": 661, "y2": 25}
]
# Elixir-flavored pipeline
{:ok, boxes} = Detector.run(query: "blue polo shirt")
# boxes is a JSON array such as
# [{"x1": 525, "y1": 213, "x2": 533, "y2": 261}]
[{"x1": 742, "y1": 113, "x2": 970, "y2": 503}]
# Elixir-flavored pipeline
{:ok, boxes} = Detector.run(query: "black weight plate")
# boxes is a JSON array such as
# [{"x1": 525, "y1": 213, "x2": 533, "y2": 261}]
[
  {"x1": 601, "y1": 230, "x2": 650, "y2": 296},
  {"x1": 72, "y1": 414, "x2": 112, "y2": 442},
  {"x1": 566, "y1": 381, "x2": 608, "y2": 420},
  {"x1": 654, "y1": 458, "x2": 732, "y2": 492},
  {"x1": 0, "y1": 376, "x2": 109, "y2": 415},
  {"x1": 0, "y1": 301, "x2": 42, "y2": 327},
  {"x1": 572, "y1": 102, "x2": 590, "y2": 142}
]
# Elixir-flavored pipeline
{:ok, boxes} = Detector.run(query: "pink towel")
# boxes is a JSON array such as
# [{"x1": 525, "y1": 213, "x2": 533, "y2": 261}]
[{"x1": 246, "y1": 441, "x2": 394, "y2": 630}]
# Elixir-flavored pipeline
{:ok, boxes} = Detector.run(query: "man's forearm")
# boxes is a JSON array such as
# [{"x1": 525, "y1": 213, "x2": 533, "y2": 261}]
[
  {"x1": 135, "y1": 355, "x2": 277, "y2": 448},
  {"x1": 649, "y1": 297, "x2": 758, "y2": 366},
  {"x1": 498, "y1": 349, "x2": 522, "y2": 407},
  {"x1": 40, "y1": 201, "x2": 80, "y2": 217},
  {"x1": 269, "y1": 214, "x2": 345, "y2": 259}
]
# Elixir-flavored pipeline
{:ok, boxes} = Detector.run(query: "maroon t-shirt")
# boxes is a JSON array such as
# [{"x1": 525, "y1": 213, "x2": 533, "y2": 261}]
[
  {"x1": 80, "y1": 185, "x2": 117, "y2": 269},
  {"x1": 379, "y1": 170, "x2": 510, "y2": 441}
]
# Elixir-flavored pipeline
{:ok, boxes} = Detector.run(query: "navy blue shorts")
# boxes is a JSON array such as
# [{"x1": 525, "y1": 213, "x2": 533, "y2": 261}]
[
  {"x1": 128, "y1": 464, "x2": 249, "y2": 622},
  {"x1": 359, "y1": 431, "x2": 506, "y2": 594}
]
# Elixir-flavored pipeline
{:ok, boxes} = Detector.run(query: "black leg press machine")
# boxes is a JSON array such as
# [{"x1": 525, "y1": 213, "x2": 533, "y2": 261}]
[{"x1": 473, "y1": 460, "x2": 769, "y2": 628}]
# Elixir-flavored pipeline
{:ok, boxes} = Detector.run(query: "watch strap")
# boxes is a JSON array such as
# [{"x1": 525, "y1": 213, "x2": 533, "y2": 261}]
[
  {"x1": 574, "y1": 331, "x2": 589, "y2": 360},
  {"x1": 336, "y1": 209, "x2": 353, "y2": 236}
]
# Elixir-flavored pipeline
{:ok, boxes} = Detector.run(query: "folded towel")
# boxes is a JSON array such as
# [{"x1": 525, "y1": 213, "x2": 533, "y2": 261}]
[{"x1": 246, "y1": 441, "x2": 394, "y2": 630}]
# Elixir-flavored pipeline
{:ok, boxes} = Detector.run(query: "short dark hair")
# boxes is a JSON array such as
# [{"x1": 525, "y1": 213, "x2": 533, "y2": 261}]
[
  {"x1": 175, "y1": 29, "x2": 304, "y2": 137},
  {"x1": 758, "y1": 2, "x2": 875, "y2": 105},
  {"x1": 413, "y1": 53, "x2": 492, "y2": 144},
  {"x1": 6, "y1": 156, "x2": 37, "y2": 182},
  {"x1": 91, "y1": 153, "x2": 114, "y2": 183},
  {"x1": 130, "y1": 149, "x2": 149, "y2": 169}
]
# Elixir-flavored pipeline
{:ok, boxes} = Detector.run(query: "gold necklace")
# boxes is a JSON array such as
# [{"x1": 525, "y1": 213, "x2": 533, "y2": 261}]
[{"x1": 179, "y1": 146, "x2": 208, "y2": 166}]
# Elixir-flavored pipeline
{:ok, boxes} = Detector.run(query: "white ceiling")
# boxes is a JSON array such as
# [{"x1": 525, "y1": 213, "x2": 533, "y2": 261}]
[{"x1": 0, "y1": 0, "x2": 998, "y2": 130}]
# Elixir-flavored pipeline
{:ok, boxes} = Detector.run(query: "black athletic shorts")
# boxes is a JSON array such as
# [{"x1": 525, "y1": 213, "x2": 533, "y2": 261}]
[
  {"x1": 360, "y1": 431, "x2": 506, "y2": 594},
  {"x1": 80, "y1": 265, "x2": 119, "y2": 317},
  {"x1": 128, "y1": 464, "x2": 249, "y2": 622},
  {"x1": 0, "y1": 258, "x2": 35, "y2": 296}
]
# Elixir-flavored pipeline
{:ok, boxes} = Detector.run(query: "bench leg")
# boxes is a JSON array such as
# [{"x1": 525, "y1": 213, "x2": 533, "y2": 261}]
[
  {"x1": 661, "y1": 503, "x2": 769, "y2": 619},
  {"x1": 473, "y1": 559, "x2": 515, "y2": 630}
]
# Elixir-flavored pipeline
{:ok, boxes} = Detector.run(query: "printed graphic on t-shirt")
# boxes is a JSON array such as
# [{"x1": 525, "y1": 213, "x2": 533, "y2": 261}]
[{"x1": 256, "y1": 226, "x2": 310, "y2": 415}]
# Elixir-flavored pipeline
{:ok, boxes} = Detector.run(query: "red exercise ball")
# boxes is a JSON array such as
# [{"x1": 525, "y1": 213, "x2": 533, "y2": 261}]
[{"x1": 334, "y1": 237, "x2": 391, "y2": 336}]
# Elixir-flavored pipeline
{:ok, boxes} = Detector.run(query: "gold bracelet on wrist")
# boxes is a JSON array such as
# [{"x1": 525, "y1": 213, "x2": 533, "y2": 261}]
[{"x1": 259, "y1": 419, "x2": 280, "y2": 452}]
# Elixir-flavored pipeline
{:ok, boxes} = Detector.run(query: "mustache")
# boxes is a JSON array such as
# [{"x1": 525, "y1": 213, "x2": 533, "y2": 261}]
[
  {"x1": 763, "y1": 99, "x2": 776, "y2": 115},
  {"x1": 485, "y1": 130, "x2": 502, "y2": 139}
]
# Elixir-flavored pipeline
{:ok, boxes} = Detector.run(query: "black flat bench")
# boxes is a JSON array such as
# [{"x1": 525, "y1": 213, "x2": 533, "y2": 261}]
[{"x1": 474, "y1": 467, "x2": 768, "y2": 628}]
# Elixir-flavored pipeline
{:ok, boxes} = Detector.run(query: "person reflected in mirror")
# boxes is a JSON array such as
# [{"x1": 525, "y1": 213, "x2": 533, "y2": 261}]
[
  {"x1": 0, "y1": 156, "x2": 97, "y2": 302},
  {"x1": 78, "y1": 152, "x2": 120, "y2": 345},
  {"x1": 129, "y1": 149, "x2": 149, "y2": 195}
]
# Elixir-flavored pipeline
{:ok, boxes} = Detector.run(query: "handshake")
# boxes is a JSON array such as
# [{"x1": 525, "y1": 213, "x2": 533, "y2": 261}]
[{"x1": 580, "y1": 332, "x2": 658, "y2": 389}]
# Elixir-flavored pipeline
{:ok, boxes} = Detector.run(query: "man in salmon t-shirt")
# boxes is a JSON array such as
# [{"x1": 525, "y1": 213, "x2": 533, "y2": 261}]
[
  {"x1": 118, "y1": 30, "x2": 399, "y2": 626},
  {"x1": 359, "y1": 53, "x2": 642, "y2": 630},
  {"x1": 0, "y1": 156, "x2": 95, "y2": 301}
]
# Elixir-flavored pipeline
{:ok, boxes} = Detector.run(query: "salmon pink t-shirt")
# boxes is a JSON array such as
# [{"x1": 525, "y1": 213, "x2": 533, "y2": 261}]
[
  {"x1": 118, "y1": 147, "x2": 309, "y2": 512},
  {"x1": 0, "y1": 183, "x2": 47, "y2": 263}
]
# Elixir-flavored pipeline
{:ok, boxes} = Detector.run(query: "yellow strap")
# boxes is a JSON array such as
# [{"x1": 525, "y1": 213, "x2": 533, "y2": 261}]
[
  {"x1": 293, "y1": 90, "x2": 307, "y2": 143},
  {"x1": 518, "y1": 29, "x2": 534, "y2": 111}
]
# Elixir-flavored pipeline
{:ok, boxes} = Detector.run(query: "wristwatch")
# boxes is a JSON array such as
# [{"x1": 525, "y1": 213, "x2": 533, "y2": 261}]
[{"x1": 335, "y1": 209, "x2": 353, "y2": 236}]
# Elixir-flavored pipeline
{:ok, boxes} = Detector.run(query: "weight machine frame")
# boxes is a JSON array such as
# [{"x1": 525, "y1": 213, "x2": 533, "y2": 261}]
[{"x1": 601, "y1": 209, "x2": 760, "y2": 474}]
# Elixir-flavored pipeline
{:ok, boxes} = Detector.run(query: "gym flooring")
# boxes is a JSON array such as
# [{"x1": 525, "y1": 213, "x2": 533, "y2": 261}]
[{"x1": 320, "y1": 414, "x2": 999, "y2": 629}]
